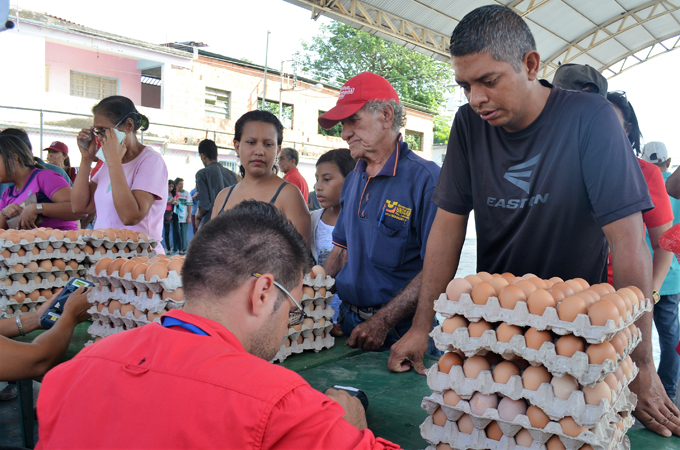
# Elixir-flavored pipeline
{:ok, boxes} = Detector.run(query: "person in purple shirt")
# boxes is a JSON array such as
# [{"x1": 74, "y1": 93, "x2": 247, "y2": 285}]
[{"x1": 0, "y1": 135, "x2": 83, "y2": 230}]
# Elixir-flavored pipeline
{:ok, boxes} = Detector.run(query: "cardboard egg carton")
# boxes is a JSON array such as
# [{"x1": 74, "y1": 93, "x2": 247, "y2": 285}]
[
  {"x1": 0, "y1": 269, "x2": 88, "y2": 296},
  {"x1": 0, "y1": 303, "x2": 38, "y2": 318},
  {"x1": 87, "y1": 267, "x2": 182, "y2": 294},
  {"x1": 87, "y1": 287, "x2": 182, "y2": 314},
  {"x1": 432, "y1": 326, "x2": 641, "y2": 386},
  {"x1": 84, "y1": 236, "x2": 155, "y2": 252},
  {"x1": 1, "y1": 264, "x2": 86, "y2": 280},
  {"x1": 301, "y1": 291, "x2": 335, "y2": 320},
  {"x1": 436, "y1": 294, "x2": 651, "y2": 344},
  {"x1": 1, "y1": 294, "x2": 50, "y2": 308},
  {"x1": 426, "y1": 363, "x2": 638, "y2": 428},
  {"x1": 419, "y1": 398, "x2": 634, "y2": 450},
  {"x1": 87, "y1": 304, "x2": 167, "y2": 330},
  {"x1": 87, "y1": 318, "x2": 127, "y2": 338},
  {"x1": 302, "y1": 273, "x2": 335, "y2": 289},
  {"x1": 1, "y1": 248, "x2": 89, "y2": 267},
  {"x1": 85, "y1": 248, "x2": 155, "y2": 264},
  {"x1": 272, "y1": 331, "x2": 335, "y2": 363}
]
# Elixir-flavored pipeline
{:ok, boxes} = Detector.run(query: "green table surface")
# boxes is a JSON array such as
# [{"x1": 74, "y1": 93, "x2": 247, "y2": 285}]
[{"x1": 17, "y1": 325, "x2": 680, "y2": 449}]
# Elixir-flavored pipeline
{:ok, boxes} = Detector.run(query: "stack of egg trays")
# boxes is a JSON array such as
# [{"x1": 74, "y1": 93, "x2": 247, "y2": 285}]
[
  {"x1": 0, "y1": 234, "x2": 89, "y2": 318},
  {"x1": 86, "y1": 268, "x2": 184, "y2": 340},
  {"x1": 272, "y1": 273, "x2": 336, "y2": 363},
  {"x1": 420, "y1": 293, "x2": 643, "y2": 449},
  {"x1": 81, "y1": 234, "x2": 157, "y2": 253}
]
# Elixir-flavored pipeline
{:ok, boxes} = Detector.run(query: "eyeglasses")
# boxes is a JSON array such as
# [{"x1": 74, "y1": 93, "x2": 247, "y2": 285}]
[
  {"x1": 252, "y1": 273, "x2": 306, "y2": 326},
  {"x1": 92, "y1": 112, "x2": 134, "y2": 138}
]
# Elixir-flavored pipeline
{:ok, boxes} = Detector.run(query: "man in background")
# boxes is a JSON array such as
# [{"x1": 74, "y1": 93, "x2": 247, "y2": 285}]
[
  {"x1": 642, "y1": 141, "x2": 680, "y2": 402},
  {"x1": 194, "y1": 139, "x2": 238, "y2": 227},
  {"x1": 279, "y1": 147, "x2": 309, "y2": 203}
]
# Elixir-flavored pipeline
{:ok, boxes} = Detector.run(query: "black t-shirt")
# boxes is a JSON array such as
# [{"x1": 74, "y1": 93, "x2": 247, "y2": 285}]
[{"x1": 433, "y1": 81, "x2": 653, "y2": 284}]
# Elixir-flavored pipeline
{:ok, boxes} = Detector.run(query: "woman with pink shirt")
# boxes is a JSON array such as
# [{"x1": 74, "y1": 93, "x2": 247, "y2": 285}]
[
  {"x1": 0, "y1": 135, "x2": 83, "y2": 230},
  {"x1": 71, "y1": 96, "x2": 168, "y2": 252}
]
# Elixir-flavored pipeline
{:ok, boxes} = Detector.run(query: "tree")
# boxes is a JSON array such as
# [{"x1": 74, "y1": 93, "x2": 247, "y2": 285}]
[
  {"x1": 433, "y1": 112, "x2": 454, "y2": 145},
  {"x1": 299, "y1": 22, "x2": 455, "y2": 111}
]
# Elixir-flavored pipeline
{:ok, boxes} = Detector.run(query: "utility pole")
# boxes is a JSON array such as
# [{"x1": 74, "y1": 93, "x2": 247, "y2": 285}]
[{"x1": 261, "y1": 30, "x2": 271, "y2": 110}]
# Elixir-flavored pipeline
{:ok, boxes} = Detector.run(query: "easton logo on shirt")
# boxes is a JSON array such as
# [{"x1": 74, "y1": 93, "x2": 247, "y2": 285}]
[
  {"x1": 488, "y1": 154, "x2": 549, "y2": 209},
  {"x1": 503, "y1": 154, "x2": 540, "y2": 194},
  {"x1": 385, "y1": 199, "x2": 412, "y2": 223}
]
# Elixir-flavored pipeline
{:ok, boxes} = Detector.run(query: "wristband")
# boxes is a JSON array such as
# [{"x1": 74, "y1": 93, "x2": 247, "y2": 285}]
[{"x1": 15, "y1": 315, "x2": 26, "y2": 336}]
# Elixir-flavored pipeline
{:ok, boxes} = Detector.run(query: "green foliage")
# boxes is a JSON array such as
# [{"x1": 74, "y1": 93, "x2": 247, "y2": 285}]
[
  {"x1": 299, "y1": 22, "x2": 454, "y2": 111},
  {"x1": 433, "y1": 112, "x2": 454, "y2": 145},
  {"x1": 404, "y1": 132, "x2": 422, "y2": 151},
  {"x1": 260, "y1": 99, "x2": 293, "y2": 129},
  {"x1": 318, "y1": 110, "x2": 343, "y2": 137}
]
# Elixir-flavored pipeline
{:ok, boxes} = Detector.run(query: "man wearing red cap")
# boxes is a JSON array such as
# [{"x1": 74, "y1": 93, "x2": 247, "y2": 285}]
[{"x1": 320, "y1": 72, "x2": 441, "y2": 353}]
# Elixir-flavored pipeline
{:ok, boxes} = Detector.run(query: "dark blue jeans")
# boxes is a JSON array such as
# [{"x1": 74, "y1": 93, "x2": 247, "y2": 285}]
[
  {"x1": 338, "y1": 302, "x2": 442, "y2": 356},
  {"x1": 654, "y1": 293, "x2": 680, "y2": 400}
]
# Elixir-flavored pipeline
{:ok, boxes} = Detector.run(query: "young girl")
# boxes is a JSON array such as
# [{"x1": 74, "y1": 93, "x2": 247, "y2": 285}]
[
  {"x1": 211, "y1": 110, "x2": 311, "y2": 246},
  {"x1": 164, "y1": 180, "x2": 176, "y2": 253},
  {"x1": 0, "y1": 135, "x2": 83, "y2": 230},
  {"x1": 310, "y1": 149, "x2": 356, "y2": 331}
]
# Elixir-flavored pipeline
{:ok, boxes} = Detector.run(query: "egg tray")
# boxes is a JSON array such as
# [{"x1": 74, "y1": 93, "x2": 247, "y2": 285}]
[
  {"x1": 303, "y1": 273, "x2": 335, "y2": 290},
  {"x1": 0, "y1": 264, "x2": 87, "y2": 280},
  {"x1": 85, "y1": 248, "x2": 156, "y2": 264},
  {"x1": 0, "y1": 270, "x2": 88, "y2": 296},
  {"x1": 1, "y1": 248, "x2": 89, "y2": 267},
  {"x1": 436, "y1": 294, "x2": 652, "y2": 344},
  {"x1": 419, "y1": 398, "x2": 634, "y2": 450},
  {"x1": 88, "y1": 305, "x2": 175, "y2": 330},
  {"x1": 431, "y1": 326, "x2": 641, "y2": 386},
  {"x1": 82, "y1": 237, "x2": 156, "y2": 252},
  {"x1": 1, "y1": 294, "x2": 51, "y2": 308},
  {"x1": 272, "y1": 332, "x2": 335, "y2": 363},
  {"x1": 426, "y1": 363, "x2": 638, "y2": 428},
  {"x1": 0, "y1": 235, "x2": 157, "y2": 253},
  {"x1": 87, "y1": 267, "x2": 181, "y2": 293},
  {"x1": 301, "y1": 291, "x2": 334, "y2": 319},
  {"x1": 88, "y1": 288, "x2": 183, "y2": 315},
  {"x1": 88, "y1": 318, "x2": 132, "y2": 339},
  {"x1": 0, "y1": 303, "x2": 38, "y2": 318}
]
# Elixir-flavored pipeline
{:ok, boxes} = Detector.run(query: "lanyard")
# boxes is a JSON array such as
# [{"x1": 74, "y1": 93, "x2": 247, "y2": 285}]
[{"x1": 161, "y1": 316, "x2": 210, "y2": 336}]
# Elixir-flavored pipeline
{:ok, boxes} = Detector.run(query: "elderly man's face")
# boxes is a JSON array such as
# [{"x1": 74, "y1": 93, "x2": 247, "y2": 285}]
[{"x1": 340, "y1": 108, "x2": 391, "y2": 160}]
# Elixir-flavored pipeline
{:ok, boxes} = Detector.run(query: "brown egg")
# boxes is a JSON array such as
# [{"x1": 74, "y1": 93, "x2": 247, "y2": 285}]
[
  {"x1": 557, "y1": 295, "x2": 588, "y2": 322},
  {"x1": 131, "y1": 256, "x2": 148, "y2": 263},
  {"x1": 107, "y1": 300, "x2": 122, "y2": 312},
  {"x1": 33, "y1": 275, "x2": 43, "y2": 284},
  {"x1": 498, "y1": 396, "x2": 527, "y2": 421},
  {"x1": 485, "y1": 421, "x2": 503, "y2": 441},
  {"x1": 562, "y1": 279, "x2": 583, "y2": 294},
  {"x1": 527, "y1": 405, "x2": 551, "y2": 428},
  {"x1": 471, "y1": 281, "x2": 496, "y2": 305},
  {"x1": 82, "y1": 245, "x2": 94, "y2": 255},
  {"x1": 317, "y1": 317, "x2": 326, "y2": 327},
  {"x1": 162, "y1": 287, "x2": 184, "y2": 302},
  {"x1": 525, "y1": 327, "x2": 553, "y2": 350},
  {"x1": 464, "y1": 274, "x2": 483, "y2": 288},
  {"x1": 625, "y1": 285, "x2": 645, "y2": 302},
  {"x1": 576, "y1": 290, "x2": 597, "y2": 308},
  {"x1": 493, "y1": 361, "x2": 520, "y2": 384},
  {"x1": 514, "y1": 279, "x2": 537, "y2": 297},
  {"x1": 120, "y1": 303, "x2": 135, "y2": 316},
  {"x1": 442, "y1": 389, "x2": 461, "y2": 406},
  {"x1": 58, "y1": 246, "x2": 68, "y2": 254},
  {"x1": 586, "y1": 341, "x2": 617, "y2": 365},
  {"x1": 167, "y1": 259, "x2": 183, "y2": 274},
  {"x1": 628, "y1": 323, "x2": 639, "y2": 339},
  {"x1": 131, "y1": 263, "x2": 149, "y2": 280},
  {"x1": 2, "y1": 279, "x2": 11, "y2": 287},
  {"x1": 588, "y1": 299, "x2": 620, "y2": 326},
  {"x1": 66, "y1": 260, "x2": 78, "y2": 270},
  {"x1": 302, "y1": 317, "x2": 314, "y2": 329},
  {"x1": 468, "y1": 319, "x2": 493, "y2": 337},
  {"x1": 604, "y1": 373, "x2": 619, "y2": 392},
  {"x1": 96, "y1": 302, "x2": 106, "y2": 312},
  {"x1": 302, "y1": 286, "x2": 315, "y2": 298},
  {"x1": 441, "y1": 315, "x2": 468, "y2": 334},
  {"x1": 600, "y1": 293, "x2": 627, "y2": 319},
  {"x1": 33, "y1": 229, "x2": 49, "y2": 240},
  {"x1": 432, "y1": 407, "x2": 447, "y2": 427},
  {"x1": 17, "y1": 276, "x2": 28, "y2": 285},
  {"x1": 476, "y1": 271, "x2": 493, "y2": 282},
  {"x1": 107, "y1": 258, "x2": 126, "y2": 275},
  {"x1": 527, "y1": 289, "x2": 556, "y2": 315},
  {"x1": 550, "y1": 288, "x2": 566, "y2": 303},
  {"x1": 145, "y1": 262, "x2": 169, "y2": 281},
  {"x1": 514, "y1": 428, "x2": 533, "y2": 447},
  {"x1": 583, "y1": 380, "x2": 612, "y2": 406},
  {"x1": 19, "y1": 305, "x2": 29, "y2": 313},
  {"x1": 1, "y1": 249, "x2": 9, "y2": 258},
  {"x1": 549, "y1": 276, "x2": 564, "y2": 284},
  {"x1": 27, "y1": 290, "x2": 40, "y2": 302},
  {"x1": 546, "y1": 435, "x2": 566, "y2": 450},
  {"x1": 52, "y1": 259, "x2": 66, "y2": 271},
  {"x1": 148, "y1": 310, "x2": 164, "y2": 322},
  {"x1": 60, "y1": 273, "x2": 69, "y2": 281},
  {"x1": 446, "y1": 278, "x2": 473, "y2": 301},
  {"x1": 527, "y1": 277, "x2": 549, "y2": 290},
  {"x1": 559, "y1": 416, "x2": 586, "y2": 437},
  {"x1": 496, "y1": 322, "x2": 523, "y2": 343},
  {"x1": 620, "y1": 358, "x2": 632, "y2": 380},
  {"x1": 555, "y1": 335, "x2": 586, "y2": 358},
  {"x1": 522, "y1": 365, "x2": 552, "y2": 390},
  {"x1": 64, "y1": 230, "x2": 78, "y2": 242},
  {"x1": 551, "y1": 374, "x2": 579, "y2": 399},
  {"x1": 317, "y1": 287, "x2": 327, "y2": 297},
  {"x1": 12, "y1": 263, "x2": 25, "y2": 272},
  {"x1": 470, "y1": 391, "x2": 499, "y2": 415},
  {"x1": 25, "y1": 261, "x2": 39, "y2": 272},
  {"x1": 488, "y1": 276, "x2": 509, "y2": 295},
  {"x1": 104, "y1": 229, "x2": 117, "y2": 241},
  {"x1": 119, "y1": 260, "x2": 137, "y2": 277},
  {"x1": 463, "y1": 355, "x2": 491, "y2": 379},
  {"x1": 438, "y1": 352, "x2": 464, "y2": 374},
  {"x1": 11, "y1": 291, "x2": 26, "y2": 303},
  {"x1": 310, "y1": 265, "x2": 326, "y2": 278},
  {"x1": 501, "y1": 272, "x2": 516, "y2": 282},
  {"x1": 498, "y1": 285, "x2": 527, "y2": 310},
  {"x1": 610, "y1": 332, "x2": 627, "y2": 356},
  {"x1": 456, "y1": 413, "x2": 474, "y2": 434}
]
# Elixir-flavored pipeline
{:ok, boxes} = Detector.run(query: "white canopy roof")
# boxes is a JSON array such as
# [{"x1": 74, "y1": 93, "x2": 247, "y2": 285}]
[{"x1": 284, "y1": 0, "x2": 680, "y2": 79}]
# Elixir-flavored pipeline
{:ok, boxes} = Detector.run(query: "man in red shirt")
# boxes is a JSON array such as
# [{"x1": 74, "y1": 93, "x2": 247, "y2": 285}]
[
  {"x1": 279, "y1": 147, "x2": 310, "y2": 204},
  {"x1": 36, "y1": 201, "x2": 399, "y2": 450}
]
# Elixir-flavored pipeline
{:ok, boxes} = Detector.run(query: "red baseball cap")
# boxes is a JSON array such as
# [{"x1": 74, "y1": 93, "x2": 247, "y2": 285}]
[
  {"x1": 318, "y1": 72, "x2": 400, "y2": 129},
  {"x1": 45, "y1": 141, "x2": 68, "y2": 156}
]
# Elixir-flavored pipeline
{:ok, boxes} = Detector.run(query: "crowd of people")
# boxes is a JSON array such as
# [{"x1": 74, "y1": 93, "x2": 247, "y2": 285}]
[{"x1": 2, "y1": 3, "x2": 680, "y2": 448}]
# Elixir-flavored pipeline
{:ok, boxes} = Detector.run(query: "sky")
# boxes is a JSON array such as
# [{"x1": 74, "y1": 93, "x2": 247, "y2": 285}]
[{"x1": 8, "y1": 0, "x2": 680, "y2": 160}]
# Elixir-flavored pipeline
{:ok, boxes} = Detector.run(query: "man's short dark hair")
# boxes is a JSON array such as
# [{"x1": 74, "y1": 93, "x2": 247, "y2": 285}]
[
  {"x1": 281, "y1": 147, "x2": 299, "y2": 166},
  {"x1": 317, "y1": 149, "x2": 356, "y2": 179},
  {"x1": 198, "y1": 139, "x2": 218, "y2": 161},
  {"x1": 450, "y1": 5, "x2": 536, "y2": 73},
  {"x1": 182, "y1": 200, "x2": 309, "y2": 304}
]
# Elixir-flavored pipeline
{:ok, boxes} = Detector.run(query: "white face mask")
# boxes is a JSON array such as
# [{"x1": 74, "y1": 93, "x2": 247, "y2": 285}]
[{"x1": 96, "y1": 129, "x2": 126, "y2": 163}]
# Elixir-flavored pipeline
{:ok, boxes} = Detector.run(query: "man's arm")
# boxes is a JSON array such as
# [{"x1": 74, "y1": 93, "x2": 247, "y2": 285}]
[
  {"x1": 324, "y1": 246, "x2": 347, "y2": 278},
  {"x1": 387, "y1": 209, "x2": 468, "y2": 373},
  {"x1": 667, "y1": 169, "x2": 680, "y2": 199},
  {"x1": 649, "y1": 222, "x2": 673, "y2": 292},
  {"x1": 604, "y1": 212, "x2": 680, "y2": 437}
]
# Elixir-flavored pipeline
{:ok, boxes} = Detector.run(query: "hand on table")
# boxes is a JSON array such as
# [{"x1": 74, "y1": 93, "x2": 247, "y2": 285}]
[
  {"x1": 387, "y1": 327, "x2": 430, "y2": 374},
  {"x1": 347, "y1": 315, "x2": 391, "y2": 352},
  {"x1": 630, "y1": 361, "x2": 680, "y2": 437},
  {"x1": 326, "y1": 388, "x2": 367, "y2": 430}
]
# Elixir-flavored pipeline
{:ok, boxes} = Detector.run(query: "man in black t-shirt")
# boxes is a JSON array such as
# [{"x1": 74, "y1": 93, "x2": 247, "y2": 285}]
[{"x1": 388, "y1": 5, "x2": 680, "y2": 438}]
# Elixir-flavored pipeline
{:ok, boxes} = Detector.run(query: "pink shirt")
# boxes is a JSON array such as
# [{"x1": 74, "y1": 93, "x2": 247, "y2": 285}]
[
  {"x1": 0, "y1": 168, "x2": 77, "y2": 231},
  {"x1": 92, "y1": 147, "x2": 168, "y2": 250}
]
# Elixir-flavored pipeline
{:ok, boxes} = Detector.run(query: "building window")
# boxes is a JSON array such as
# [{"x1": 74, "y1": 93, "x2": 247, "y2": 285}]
[
  {"x1": 405, "y1": 130, "x2": 423, "y2": 151},
  {"x1": 318, "y1": 110, "x2": 342, "y2": 137},
  {"x1": 70, "y1": 71, "x2": 118, "y2": 100},
  {"x1": 260, "y1": 99, "x2": 293, "y2": 129},
  {"x1": 219, "y1": 160, "x2": 238, "y2": 173},
  {"x1": 141, "y1": 66, "x2": 162, "y2": 109},
  {"x1": 205, "y1": 87, "x2": 231, "y2": 119}
]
